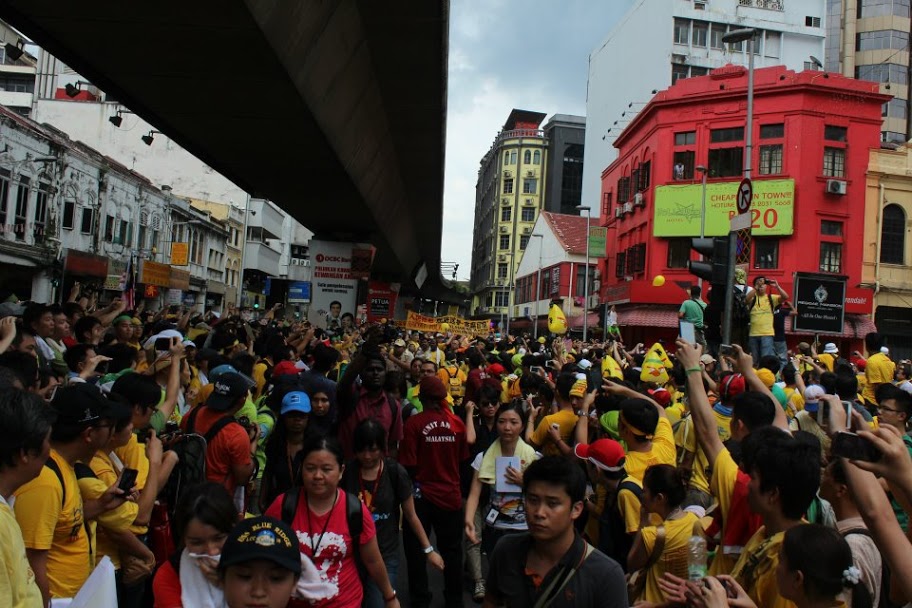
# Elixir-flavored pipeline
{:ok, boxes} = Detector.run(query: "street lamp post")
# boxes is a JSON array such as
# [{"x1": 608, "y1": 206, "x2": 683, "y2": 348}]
[
  {"x1": 576, "y1": 205, "x2": 591, "y2": 342},
  {"x1": 531, "y1": 233, "x2": 543, "y2": 340},
  {"x1": 720, "y1": 27, "x2": 757, "y2": 345}
]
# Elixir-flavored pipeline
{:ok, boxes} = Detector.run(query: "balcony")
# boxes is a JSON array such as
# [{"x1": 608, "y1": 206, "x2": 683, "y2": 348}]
[
  {"x1": 244, "y1": 241, "x2": 281, "y2": 275},
  {"x1": 247, "y1": 198, "x2": 284, "y2": 240}
]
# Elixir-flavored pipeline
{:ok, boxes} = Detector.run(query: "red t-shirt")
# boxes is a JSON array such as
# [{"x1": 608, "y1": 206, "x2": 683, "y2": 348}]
[
  {"x1": 265, "y1": 489, "x2": 376, "y2": 608},
  {"x1": 180, "y1": 406, "x2": 251, "y2": 494},
  {"x1": 398, "y1": 408, "x2": 468, "y2": 510},
  {"x1": 338, "y1": 388, "x2": 403, "y2": 460},
  {"x1": 464, "y1": 368, "x2": 489, "y2": 404},
  {"x1": 151, "y1": 560, "x2": 182, "y2": 608}
]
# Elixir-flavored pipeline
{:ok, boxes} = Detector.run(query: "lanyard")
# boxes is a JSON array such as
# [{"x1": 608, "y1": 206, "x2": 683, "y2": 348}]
[
  {"x1": 358, "y1": 460, "x2": 384, "y2": 512},
  {"x1": 304, "y1": 490, "x2": 339, "y2": 556}
]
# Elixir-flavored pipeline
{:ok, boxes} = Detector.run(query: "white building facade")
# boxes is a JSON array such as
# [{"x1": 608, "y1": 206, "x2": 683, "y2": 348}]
[{"x1": 582, "y1": 0, "x2": 827, "y2": 214}]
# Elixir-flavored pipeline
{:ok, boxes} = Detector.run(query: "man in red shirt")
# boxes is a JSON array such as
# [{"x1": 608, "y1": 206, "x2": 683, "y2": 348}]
[
  {"x1": 399, "y1": 376, "x2": 469, "y2": 608},
  {"x1": 337, "y1": 351, "x2": 403, "y2": 459},
  {"x1": 181, "y1": 371, "x2": 256, "y2": 503}
]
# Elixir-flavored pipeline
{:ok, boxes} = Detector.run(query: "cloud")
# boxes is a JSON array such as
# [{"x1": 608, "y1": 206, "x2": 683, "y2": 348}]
[{"x1": 441, "y1": 0, "x2": 633, "y2": 282}]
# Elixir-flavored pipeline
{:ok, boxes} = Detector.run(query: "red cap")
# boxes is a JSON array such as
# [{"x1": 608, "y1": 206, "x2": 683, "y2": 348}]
[
  {"x1": 487, "y1": 363, "x2": 506, "y2": 377},
  {"x1": 574, "y1": 439, "x2": 626, "y2": 472},
  {"x1": 272, "y1": 361, "x2": 299, "y2": 378},
  {"x1": 648, "y1": 387, "x2": 671, "y2": 407},
  {"x1": 419, "y1": 376, "x2": 448, "y2": 402},
  {"x1": 719, "y1": 373, "x2": 746, "y2": 402}
]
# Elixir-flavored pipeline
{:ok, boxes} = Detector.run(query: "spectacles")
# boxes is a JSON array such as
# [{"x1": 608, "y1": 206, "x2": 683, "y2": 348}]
[{"x1": 878, "y1": 405, "x2": 902, "y2": 414}]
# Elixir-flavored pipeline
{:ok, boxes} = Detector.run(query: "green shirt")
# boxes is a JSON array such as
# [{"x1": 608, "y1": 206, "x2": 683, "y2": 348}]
[{"x1": 679, "y1": 298, "x2": 706, "y2": 328}]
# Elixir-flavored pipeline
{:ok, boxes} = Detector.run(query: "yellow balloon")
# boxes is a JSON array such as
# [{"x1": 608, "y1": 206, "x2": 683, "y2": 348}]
[
  {"x1": 652, "y1": 275, "x2": 666, "y2": 287},
  {"x1": 440, "y1": 322, "x2": 450, "y2": 332},
  {"x1": 547, "y1": 304, "x2": 568, "y2": 335}
]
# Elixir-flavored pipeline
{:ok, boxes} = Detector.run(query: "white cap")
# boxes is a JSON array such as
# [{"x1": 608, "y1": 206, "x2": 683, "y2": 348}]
[
  {"x1": 823, "y1": 343, "x2": 839, "y2": 354},
  {"x1": 881, "y1": 346, "x2": 890, "y2": 354},
  {"x1": 577, "y1": 359, "x2": 593, "y2": 371}
]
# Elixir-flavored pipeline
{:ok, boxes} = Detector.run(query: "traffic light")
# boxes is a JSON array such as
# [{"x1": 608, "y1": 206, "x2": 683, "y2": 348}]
[{"x1": 687, "y1": 236, "x2": 730, "y2": 285}]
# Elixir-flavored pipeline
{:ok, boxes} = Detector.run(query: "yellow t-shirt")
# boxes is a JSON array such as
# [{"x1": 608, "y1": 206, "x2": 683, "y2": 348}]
[
  {"x1": 731, "y1": 526, "x2": 797, "y2": 608},
  {"x1": 76, "y1": 475, "x2": 136, "y2": 570},
  {"x1": 0, "y1": 497, "x2": 43, "y2": 608},
  {"x1": 638, "y1": 512, "x2": 700, "y2": 604},
  {"x1": 89, "y1": 452, "x2": 140, "y2": 568},
  {"x1": 113, "y1": 434, "x2": 150, "y2": 494},
  {"x1": 617, "y1": 477, "x2": 660, "y2": 533},
  {"x1": 783, "y1": 387, "x2": 805, "y2": 418},
  {"x1": 14, "y1": 449, "x2": 90, "y2": 599},
  {"x1": 708, "y1": 448, "x2": 739, "y2": 576},
  {"x1": 749, "y1": 293, "x2": 780, "y2": 337},
  {"x1": 677, "y1": 411, "x2": 731, "y2": 495},
  {"x1": 252, "y1": 361, "x2": 269, "y2": 400},
  {"x1": 531, "y1": 408, "x2": 579, "y2": 457},
  {"x1": 864, "y1": 352, "x2": 895, "y2": 404},
  {"x1": 625, "y1": 417, "x2": 677, "y2": 482},
  {"x1": 817, "y1": 353, "x2": 836, "y2": 373}
]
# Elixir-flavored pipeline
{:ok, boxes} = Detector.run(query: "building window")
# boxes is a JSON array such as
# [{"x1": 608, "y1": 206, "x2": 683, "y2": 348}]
[
  {"x1": 883, "y1": 99, "x2": 906, "y2": 118},
  {"x1": 105, "y1": 214, "x2": 116, "y2": 242},
  {"x1": 675, "y1": 131, "x2": 697, "y2": 146},
  {"x1": 765, "y1": 31, "x2": 781, "y2": 58},
  {"x1": 0, "y1": 170, "x2": 10, "y2": 227},
  {"x1": 520, "y1": 235, "x2": 530, "y2": 250},
  {"x1": 674, "y1": 18, "x2": 690, "y2": 44},
  {"x1": 754, "y1": 239, "x2": 779, "y2": 269},
  {"x1": 857, "y1": 29, "x2": 910, "y2": 51},
  {"x1": 881, "y1": 204, "x2": 906, "y2": 264},
  {"x1": 710, "y1": 127, "x2": 744, "y2": 143},
  {"x1": 638, "y1": 161, "x2": 651, "y2": 191},
  {"x1": 504, "y1": 151, "x2": 510, "y2": 165},
  {"x1": 533, "y1": 150, "x2": 541, "y2": 164},
  {"x1": 524, "y1": 150, "x2": 531, "y2": 164},
  {"x1": 855, "y1": 63, "x2": 908, "y2": 85},
  {"x1": 858, "y1": 0, "x2": 911, "y2": 18},
  {"x1": 626, "y1": 243, "x2": 647, "y2": 275},
  {"x1": 708, "y1": 147, "x2": 743, "y2": 177},
  {"x1": 667, "y1": 238, "x2": 691, "y2": 268},
  {"x1": 504, "y1": 178, "x2": 514, "y2": 194},
  {"x1": 671, "y1": 63, "x2": 689, "y2": 84},
  {"x1": 805, "y1": 15, "x2": 821, "y2": 27},
  {"x1": 137, "y1": 224, "x2": 146, "y2": 249},
  {"x1": 499, "y1": 234, "x2": 510, "y2": 249},
  {"x1": 710, "y1": 24, "x2": 725, "y2": 49},
  {"x1": 80, "y1": 208, "x2": 94, "y2": 234},
  {"x1": 823, "y1": 147, "x2": 846, "y2": 177},
  {"x1": 498, "y1": 263, "x2": 508, "y2": 278},
  {"x1": 34, "y1": 184, "x2": 48, "y2": 239},
  {"x1": 819, "y1": 242, "x2": 842, "y2": 273},
  {"x1": 501, "y1": 206, "x2": 511, "y2": 222},
  {"x1": 575, "y1": 265, "x2": 594, "y2": 297},
  {"x1": 521, "y1": 207, "x2": 535, "y2": 222},
  {"x1": 821, "y1": 220, "x2": 843, "y2": 236},
  {"x1": 615, "y1": 251, "x2": 627, "y2": 278},
  {"x1": 760, "y1": 123, "x2": 784, "y2": 139},
  {"x1": 523, "y1": 178, "x2": 537, "y2": 194},
  {"x1": 759, "y1": 145, "x2": 783, "y2": 175},
  {"x1": 824, "y1": 125, "x2": 848, "y2": 142},
  {"x1": 618, "y1": 176, "x2": 631, "y2": 202},
  {"x1": 13, "y1": 178, "x2": 28, "y2": 241},
  {"x1": 62, "y1": 200, "x2": 75, "y2": 230},
  {"x1": 692, "y1": 21, "x2": 708, "y2": 47},
  {"x1": 674, "y1": 151, "x2": 695, "y2": 180}
]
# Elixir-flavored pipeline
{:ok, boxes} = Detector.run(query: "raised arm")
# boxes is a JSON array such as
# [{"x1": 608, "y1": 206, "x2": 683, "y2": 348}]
[{"x1": 675, "y1": 340, "x2": 724, "y2": 465}]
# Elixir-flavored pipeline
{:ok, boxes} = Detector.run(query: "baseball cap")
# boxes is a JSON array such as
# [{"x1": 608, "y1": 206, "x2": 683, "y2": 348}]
[
  {"x1": 281, "y1": 391, "x2": 312, "y2": 416},
  {"x1": 51, "y1": 383, "x2": 131, "y2": 426},
  {"x1": 575, "y1": 439, "x2": 626, "y2": 474},
  {"x1": 272, "y1": 361, "x2": 299, "y2": 378},
  {"x1": 487, "y1": 363, "x2": 505, "y2": 377},
  {"x1": 700, "y1": 354, "x2": 716, "y2": 365},
  {"x1": 719, "y1": 373, "x2": 746, "y2": 402},
  {"x1": 803, "y1": 384, "x2": 826, "y2": 413},
  {"x1": 393, "y1": 339, "x2": 406, "y2": 347},
  {"x1": 648, "y1": 387, "x2": 671, "y2": 407},
  {"x1": 207, "y1": 372, "x2": 254, "y2": 411},
  {"x1": 823, "y1": 342, "x2": 839, "y2": 354},
  {"x1": 755, "y1": 368, "x2": 776, "y2": 389},
  {"x1": 577, "y1": 359, "x2": 592, "y2": 371},
  {"x1": 218, "y1": 516, "x2": 301, "y2": 575}
]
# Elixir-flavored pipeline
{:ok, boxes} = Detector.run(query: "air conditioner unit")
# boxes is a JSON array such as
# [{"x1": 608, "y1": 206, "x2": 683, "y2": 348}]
[
  {"x1": 496, "y1": 279, "x2": 505, "y2": 286},
  {"x1": 524, "y1": 198, "x2": 535, "y2": 206},
  {"x1": 614, "y1": 207, "x2": 624, "y2": 219},
  {"x1": 633, "y1": 192, "x2": 645, "y2": 207},
  {"x1": 522, "y1": 227, "x2": 532, "y2": 235},
  {"x1": 500, "y1": 226, "x2": 509, "y2": 233},
  {"x1": 623, "y1": 202, "x2": 634, "y2": 214},
  {"x1": 826, "y1": 179, "x2": 847, "y2": 195},
  {"x1": 501, "y1": 198, "x2": 510, "y2": 206},
  {"x1": 504, "y1": 170, "x2": 512, "y2": 178},
  {"x1": 526, "y1": 170, "x2": 535, "y2": 177},
  {"x1": 499, "y1": 254, "x2": 507, "y2": 262}
]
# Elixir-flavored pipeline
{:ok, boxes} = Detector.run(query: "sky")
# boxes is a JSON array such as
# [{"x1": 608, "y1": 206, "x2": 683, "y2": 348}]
[{"x1": 441, "y1": 0, "x2": 635, "y2": 282}]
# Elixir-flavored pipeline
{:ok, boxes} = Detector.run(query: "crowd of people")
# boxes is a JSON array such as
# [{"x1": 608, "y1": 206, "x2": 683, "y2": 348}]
[{"x1": 0, "y1": 281, "x2": 911, "y2": 608}]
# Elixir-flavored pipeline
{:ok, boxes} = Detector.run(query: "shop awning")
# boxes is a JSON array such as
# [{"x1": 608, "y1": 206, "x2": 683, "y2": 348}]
[
  {"x1": 786, "y1": 315, "x2": 877, "y2": 340},
  {"x1": 617, "y1": 305, "x2": 680, "y2": 329}
]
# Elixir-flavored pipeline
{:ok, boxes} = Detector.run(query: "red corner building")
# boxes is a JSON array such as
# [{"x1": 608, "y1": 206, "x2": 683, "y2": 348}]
[{"x1": 598, "y1": 65, "x2": 887, "y2": 349}]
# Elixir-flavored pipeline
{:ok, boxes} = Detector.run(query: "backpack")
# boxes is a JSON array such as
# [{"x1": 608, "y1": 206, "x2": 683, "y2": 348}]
[
  {"x1": 45, "y1": 458, "x2": 96, "y2": 557},
  {"x1": 440, "y1": 365, "x2": 466, "y2": 401},
  {"x1": 732, "y1": 287, "x2": 751, "y2": 325},
  {"x1": 281, "y1": 488, "x2": 365, "y2": 578},
  {"x1": 598, "y1": 480, "x2": 642, "y2": 570}
]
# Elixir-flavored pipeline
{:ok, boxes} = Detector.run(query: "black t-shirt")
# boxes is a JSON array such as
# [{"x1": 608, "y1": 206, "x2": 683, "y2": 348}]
[
  {"x1": 773, "y1": 306, "x2": 789, "y2": 341},
  {"x1": 486, "y1": 532, "x2": 628, "y2": 608},
  {"x1": 340, "y1": 458, "x2": 413, "y2": 558}
]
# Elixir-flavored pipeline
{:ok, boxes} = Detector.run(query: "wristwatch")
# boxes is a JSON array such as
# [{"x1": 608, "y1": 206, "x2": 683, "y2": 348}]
[{"x1": 423, "y1": 545, "x2": 435, "y2": 554}]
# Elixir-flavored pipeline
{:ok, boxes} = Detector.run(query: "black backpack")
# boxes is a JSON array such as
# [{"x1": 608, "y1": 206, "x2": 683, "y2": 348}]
[
  {"x1": 597, "y1": 480, "x2": 642, "y2": 571},
  {"x1": 732, "y1": 287, "x2": 752, "y2": 325},
  {"x1": 281, "y1": 487, "x2": 365, "y2": 578}
]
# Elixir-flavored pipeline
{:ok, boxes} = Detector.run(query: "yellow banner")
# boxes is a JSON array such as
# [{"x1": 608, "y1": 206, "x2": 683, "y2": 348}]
[
  {"x1": 404, "y1": 311, "x2": 489, "y2": 337},
  {"x1": 171, "y1": 242, "x2": 189, "y2": 266}
]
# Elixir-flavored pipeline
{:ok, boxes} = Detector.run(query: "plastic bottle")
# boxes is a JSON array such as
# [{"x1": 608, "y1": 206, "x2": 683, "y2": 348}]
[{"x1": 687, "y1": 533, "x2": 708, "y2": 581}]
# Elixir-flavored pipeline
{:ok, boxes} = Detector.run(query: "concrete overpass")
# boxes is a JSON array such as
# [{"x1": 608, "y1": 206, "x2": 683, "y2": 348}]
[{"x1": 0, "y1": 0, "x2": 458, "y2": 299}]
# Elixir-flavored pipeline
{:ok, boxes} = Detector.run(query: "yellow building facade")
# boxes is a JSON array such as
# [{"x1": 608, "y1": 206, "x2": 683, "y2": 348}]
[
  {"x1": 863, "y1": 146, "x2": 912, "y2": 359},
  {"x1": 190, "y1": 199, "x2": 244, "y2": 306}
]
